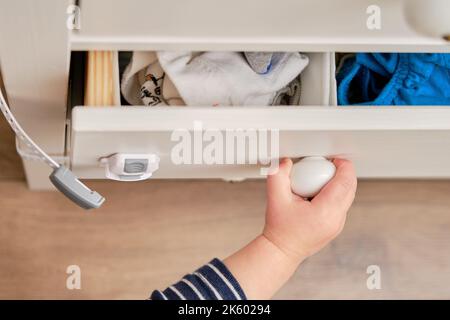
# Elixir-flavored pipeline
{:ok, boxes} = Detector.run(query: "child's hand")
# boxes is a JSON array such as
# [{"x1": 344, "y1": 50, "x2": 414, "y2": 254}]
[
  {"x1": 155, "y1": 157, "x2": 357, "y2": 300},
  {"x1": 263, "y1": 158, "x2": 357, "y2": 263},
  {"x1": 224, "y1": 158, "x2": 356, "y2": 299}
]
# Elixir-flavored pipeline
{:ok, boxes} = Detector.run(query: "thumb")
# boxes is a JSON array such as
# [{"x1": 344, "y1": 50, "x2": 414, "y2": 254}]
[{"x1": 266, "y1": 158, "x2": 294, "y2": 202}]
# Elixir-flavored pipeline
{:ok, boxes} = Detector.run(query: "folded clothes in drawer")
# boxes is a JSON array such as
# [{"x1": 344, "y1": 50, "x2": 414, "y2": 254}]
[
  {"x1": 121, "y1": 51, "x2": 309, "y2": 107},
  {"x1": 336, "y1": 53, "x2": 450, "y2": 106},
  {"x1": 75, "y1": 50, "x2": 334, "y2": 108},
  {"x1": 118, "y1": 51, "x2": 333, "y2": 107}
]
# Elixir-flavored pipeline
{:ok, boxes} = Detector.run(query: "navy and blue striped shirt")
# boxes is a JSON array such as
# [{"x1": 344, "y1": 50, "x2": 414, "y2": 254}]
[{"x1": 150, "y1": 259, "x2": 246, "y2": 300}]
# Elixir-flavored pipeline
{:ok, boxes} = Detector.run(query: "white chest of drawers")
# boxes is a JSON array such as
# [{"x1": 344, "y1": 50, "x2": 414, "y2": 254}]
[{"x1": 0, "y1": 0, "x2": 449, "y2": 189}]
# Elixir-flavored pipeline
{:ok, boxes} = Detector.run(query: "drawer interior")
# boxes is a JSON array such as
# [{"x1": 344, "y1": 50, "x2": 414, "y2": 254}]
[{"x1": 68, "y1": 51, "x2": 335, "y2": 108}]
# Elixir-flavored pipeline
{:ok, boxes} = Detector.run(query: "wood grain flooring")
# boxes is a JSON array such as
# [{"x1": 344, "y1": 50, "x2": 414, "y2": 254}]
[
  {"x1": 0, "y1": 114, "x2": 450, "y2": 299},
  {"x1": 1, "y1": 179, "x2": 450, "y2": 299}
]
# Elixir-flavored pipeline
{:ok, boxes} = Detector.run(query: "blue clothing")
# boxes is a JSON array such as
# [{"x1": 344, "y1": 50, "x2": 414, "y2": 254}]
[
  {"x1": 337, "y1": 53, "x2": 450, "y2": 106},
  {"x1": 150, "y1": 259, "x2": 246, "y2": 300}
]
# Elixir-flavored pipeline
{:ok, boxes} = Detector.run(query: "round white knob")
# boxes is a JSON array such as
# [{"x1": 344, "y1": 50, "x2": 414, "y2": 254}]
[
  {"x1": 290, "y1": 157, "x2": 336, "y2": 198},
  {"x1": 404, "y1": 0, "x2": 450, "y2": 39}
]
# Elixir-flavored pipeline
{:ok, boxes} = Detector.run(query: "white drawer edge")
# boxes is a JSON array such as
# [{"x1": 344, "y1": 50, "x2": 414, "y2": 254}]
[
  {"x1": 71, "y1": 106, "x2": 450, "y2": 131},
  {"x1": 70, "y1": 35, "x2": 450, "y2": 52}
]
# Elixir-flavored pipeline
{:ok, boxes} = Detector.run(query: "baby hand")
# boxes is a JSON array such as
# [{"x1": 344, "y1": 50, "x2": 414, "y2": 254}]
[{"x1": 263, "y1": 158, "x2": 357, "y2": 263}]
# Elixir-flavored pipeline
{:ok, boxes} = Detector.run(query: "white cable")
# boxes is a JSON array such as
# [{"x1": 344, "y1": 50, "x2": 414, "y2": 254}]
[
  {"x1": 0, "y1": 88, "x2": 60, "y2": 169},
  {"x1": 1, "y1": 87, "x2": 105, "y2": 210}
]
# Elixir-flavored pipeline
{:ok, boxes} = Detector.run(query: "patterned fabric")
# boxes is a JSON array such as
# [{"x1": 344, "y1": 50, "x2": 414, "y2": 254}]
[{"x1": 150, "y1": 259, "x2": 246, "y2": 300}]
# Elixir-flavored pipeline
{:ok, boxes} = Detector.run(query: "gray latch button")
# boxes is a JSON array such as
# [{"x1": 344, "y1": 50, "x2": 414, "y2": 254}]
[
  {"x1": 124, "y1": 159, "x2": 148, "y2": 174},
  {"x1": 100, "y1": 153, "x2": 160, "y2": 182}
]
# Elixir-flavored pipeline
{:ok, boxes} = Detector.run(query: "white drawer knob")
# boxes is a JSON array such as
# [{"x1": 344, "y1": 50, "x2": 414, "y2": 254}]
[
  {"x1": 290, "y1": 157, "x2": 336, "y2": 198},
  {"x1": 404, "y1": 0, "x2": 450, "y2": 39}
]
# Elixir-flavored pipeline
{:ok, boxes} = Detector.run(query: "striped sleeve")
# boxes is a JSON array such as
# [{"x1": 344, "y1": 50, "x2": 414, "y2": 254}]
[{"x1": 150, "y1": 258, "x2": 247, "y2": 300}]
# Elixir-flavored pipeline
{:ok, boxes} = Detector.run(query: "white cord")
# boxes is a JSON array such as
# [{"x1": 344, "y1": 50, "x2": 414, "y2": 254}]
[{"x1": 0, "y1": 88, "x2": 60, "y2": 169}]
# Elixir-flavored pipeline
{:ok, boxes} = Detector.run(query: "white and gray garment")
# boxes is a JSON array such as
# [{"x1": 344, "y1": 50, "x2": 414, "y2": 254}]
[
  {"x1": 271, "y1": 74, "x2": 302, "y2": 106},
  {"x1": 244, "y1": 52, "x2": 286, "y2": 74},
  {"x1": 121, "y1": 51, "x2": 309, "y2": 107}
]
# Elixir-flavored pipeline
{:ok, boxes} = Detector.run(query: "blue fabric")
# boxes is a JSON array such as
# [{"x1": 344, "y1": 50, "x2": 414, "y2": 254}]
[
  {"x1": 337, "y1": 53, "x2": 450, "y2": 106},
  {"x1": 150, "y1": 258, "x2": 247, "y2": 300}
]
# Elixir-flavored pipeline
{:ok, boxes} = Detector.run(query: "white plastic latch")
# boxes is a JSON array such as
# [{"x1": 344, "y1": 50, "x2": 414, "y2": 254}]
[{"x1": 100, "y1": 153, "x2": 160, "y2": 182}]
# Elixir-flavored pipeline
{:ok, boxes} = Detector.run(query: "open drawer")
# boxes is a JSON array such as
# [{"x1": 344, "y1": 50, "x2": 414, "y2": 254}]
[
  {"x1": 71, "y1": 107, "x2": 450, "y2": 179},
  {"x1": 69, "y1": 50, "x2": 450, "y2": 180}
]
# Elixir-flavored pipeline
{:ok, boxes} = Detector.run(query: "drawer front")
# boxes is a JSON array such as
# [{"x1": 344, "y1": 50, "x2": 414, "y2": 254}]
[
  {"x1": 71, "y1": 107, "x2": 450, "y2": 179},
  {"x1": 72, "y1": 0, "x2": 449, "y2": 51}
]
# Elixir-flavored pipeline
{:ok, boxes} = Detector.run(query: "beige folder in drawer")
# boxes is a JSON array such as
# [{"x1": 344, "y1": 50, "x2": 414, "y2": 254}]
[{"x1": 84, "y1": 51, "x2": 121, "y2": 106}]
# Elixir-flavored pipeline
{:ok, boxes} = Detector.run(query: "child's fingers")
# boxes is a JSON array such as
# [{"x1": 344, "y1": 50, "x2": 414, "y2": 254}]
[
  {"x1": 311, "y1": 158, "x2": 357, "y2": 213},
  {"x1": 266, "y1": 158, "x2": 294, "y2": 202}
]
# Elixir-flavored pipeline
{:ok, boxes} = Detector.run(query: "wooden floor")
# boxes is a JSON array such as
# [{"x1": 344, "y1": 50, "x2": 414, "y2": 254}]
[{"x1": 1, "y1": 118, "x2": 450, "y2": 299}]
